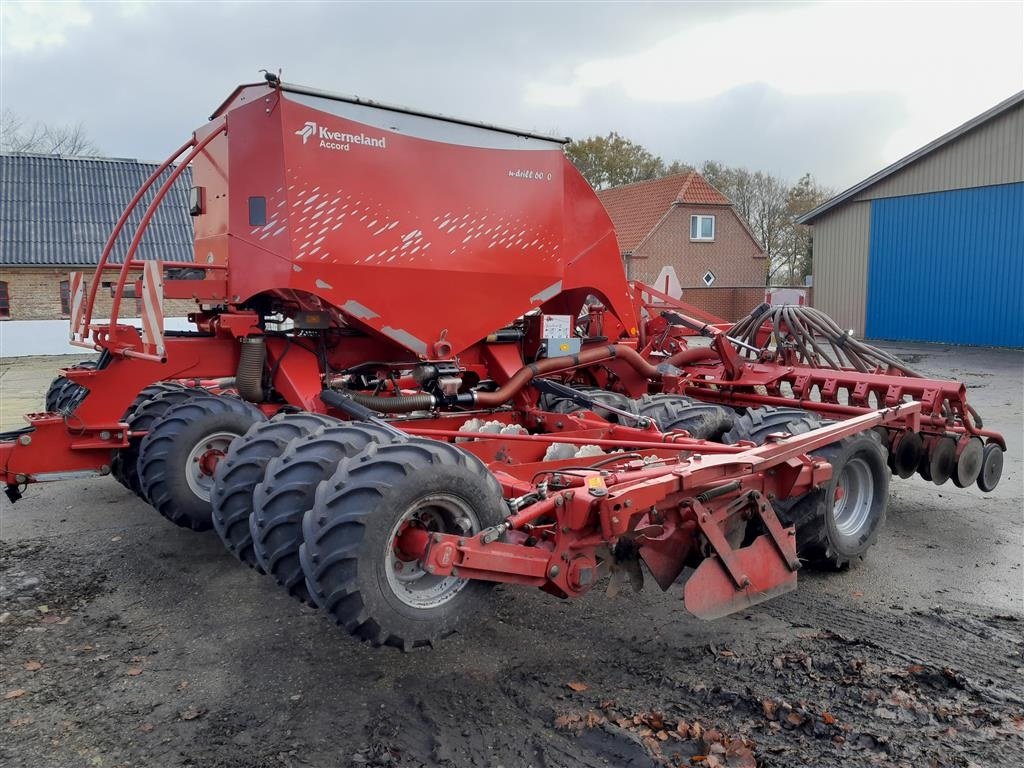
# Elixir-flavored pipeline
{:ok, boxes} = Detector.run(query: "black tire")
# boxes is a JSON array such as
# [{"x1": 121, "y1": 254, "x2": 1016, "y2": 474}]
[
  {"x1": 300, "y1": 438, "x2": 506, "y2": 649},
  {"x1": 542, "y1": 387, "x2": 639, "y2": 423},
  {"x1": 51, "y1": 377, "x2": 91, "y2": 414},
  {"x1": 780, "y1": 430, "x2": 889, "y2": 570},
  {"x1": 44, "y1": 360, "x2": 96, "y2": 411},
  {"x1": 112, "y1": 384, "x2": 200, "y2": 496},
  {"x1": 251, "y1": 423, "x2": 403, "y2": 603},
  {"x1": 138, "y1": 395, "x2": 266, "y2": 531},
  {"x1": 211, "y1": 413, "x2": 340, "y2": 569},
  {"x1": 638, "y1": 394, "x2": 736, "y2": 441},
  {"x1": 45, "y1": 378, "x2": 75, "y2": 412},
  {"x1": 721, "y1": 405, "x2": 822, "y2": 445}
]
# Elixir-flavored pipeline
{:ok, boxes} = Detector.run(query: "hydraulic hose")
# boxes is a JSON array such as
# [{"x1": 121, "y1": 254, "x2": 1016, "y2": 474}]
[
  {"x1": 665, "y1": 347, "x2": 720, "y2": 368},
  {"x1": 236, "y1": 336, "x2": 266, "y2": 403},
  {"x1": 340, "y1": 345, "x2": 720, "y2": 413},
  {"x1": 470, "y1": 344, "x2": 674, "y2": 408},
  {"x1": 348, "y1": 391, "x2": 437, "y2": 414}
]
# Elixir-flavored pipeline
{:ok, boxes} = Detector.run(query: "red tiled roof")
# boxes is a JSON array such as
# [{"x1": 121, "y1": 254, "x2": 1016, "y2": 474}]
[{"x1": 596, "y1": 171, "x2": 732, "y2": 253}]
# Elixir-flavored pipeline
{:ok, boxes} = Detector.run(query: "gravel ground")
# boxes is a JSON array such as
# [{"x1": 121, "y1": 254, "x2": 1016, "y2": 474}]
[{"x1": 1, "y1": 343, "x2": 1022, "y2": 768}]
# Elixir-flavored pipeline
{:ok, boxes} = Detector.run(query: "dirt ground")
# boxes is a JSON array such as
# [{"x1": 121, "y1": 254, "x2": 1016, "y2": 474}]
[{"x1": 1, "y1": 344, "x2": 1022, "y2": 768}]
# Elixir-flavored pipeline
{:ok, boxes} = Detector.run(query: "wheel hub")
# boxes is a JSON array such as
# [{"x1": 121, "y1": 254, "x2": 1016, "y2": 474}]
[
  {"x1": 385, "y1": 494, "x2": 480, "y2": 609},
  {"x1": 833, "y1": 457, "x2": 874, "y2": 538},
  {"x1": 185, "y1": 431, "x2": 237, "y2": 502}
]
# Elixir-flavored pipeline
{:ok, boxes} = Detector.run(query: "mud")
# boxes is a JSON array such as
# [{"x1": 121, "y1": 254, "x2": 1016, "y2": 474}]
[{"x1": 2, "y1": 342, "x2": 1022, "y2": 767}]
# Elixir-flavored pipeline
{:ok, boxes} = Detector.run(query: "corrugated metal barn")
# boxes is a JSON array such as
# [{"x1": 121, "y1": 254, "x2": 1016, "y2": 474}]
[{"x1": 798, "y1": 92, "x2": 1023, "y2": 348}]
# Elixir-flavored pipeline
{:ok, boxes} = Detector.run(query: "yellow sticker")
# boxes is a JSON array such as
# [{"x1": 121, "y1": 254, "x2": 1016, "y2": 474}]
[{"x1": 586, "y1": 476, "x2": 607, "y2": 493}]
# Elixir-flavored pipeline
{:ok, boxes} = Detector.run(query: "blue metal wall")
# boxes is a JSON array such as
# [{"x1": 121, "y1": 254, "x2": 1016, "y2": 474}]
[{"x1": 866, "y1": 182, "x2": 1024, "y2": 347}]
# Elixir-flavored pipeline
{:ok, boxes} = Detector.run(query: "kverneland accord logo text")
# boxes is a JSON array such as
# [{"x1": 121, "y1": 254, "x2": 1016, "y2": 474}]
[{"x1": 295, "y1": 121, "x2": 387, "y2": 151}]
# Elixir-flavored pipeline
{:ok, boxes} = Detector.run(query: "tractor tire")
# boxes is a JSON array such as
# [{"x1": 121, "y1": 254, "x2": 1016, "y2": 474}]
[
  {"x1": 300, "y1": 438, "x2": 505, "y2": 650},
  {"x1": 211, "y1": 413, "x2": 340, "y2": 569},
  {"x1": 138, "y1": 395, "x2": 265, "y2": 531},
  {"x1": 251, "y1": 422, "x2": 403, "y2": 603},
  {"x1": 780, "y1": 430, "x2": 889, "y2": 570},
  {"x1": 638, "y1": 394, "x2": 736, "y2": 441},
  {"x1": 112, "y1": 384, "x2": 200, "y2": 496},
  {"x1": 542, "y1": 387, "x2": 639, "y2": 423},
  {"x1": 721, "y1": 405, "x2": 824, "y2": 548},
  {"x1": 45, "y1": 378, "x2": 75, "y2": 412},
  {"x1": 44, "y1": 360, "x2": 96, "y2": 411},
  {"x1": 721, "y1": 405, "x2": 822, "y2": 445}
]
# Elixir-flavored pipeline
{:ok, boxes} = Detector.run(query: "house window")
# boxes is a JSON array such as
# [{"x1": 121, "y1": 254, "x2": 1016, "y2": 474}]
[
  {"x1": 690, "y1": 214, "x2": 715, "y2": 241},
  {"x1": 60, "y1": 279, "x2": 71, "y2": 315},
  {"x1": 0, "y1": 281, "x2": 9, "y2": 318},
  {"x1": 702, "y1": 270, "x2": 717, "y2": 287}
]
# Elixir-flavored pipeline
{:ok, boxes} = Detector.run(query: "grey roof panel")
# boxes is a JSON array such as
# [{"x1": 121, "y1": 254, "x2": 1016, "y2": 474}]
[
  {"x1": 0, "y1": 152, "x2": 194, "y2": 266},
  {"x1": 798, "y1": 90, "x2": 1024, "y2": 224}
]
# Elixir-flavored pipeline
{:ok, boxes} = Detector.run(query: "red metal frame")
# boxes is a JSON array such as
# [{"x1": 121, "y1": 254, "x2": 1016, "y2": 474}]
[{"x1": 0, "y1": 80, "x2": 1005, "y2": 623}]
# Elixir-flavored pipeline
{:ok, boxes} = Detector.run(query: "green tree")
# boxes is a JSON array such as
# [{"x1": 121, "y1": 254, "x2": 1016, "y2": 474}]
[{"x1": 565, "y1": 132, "x2": 666, "y2": 189}]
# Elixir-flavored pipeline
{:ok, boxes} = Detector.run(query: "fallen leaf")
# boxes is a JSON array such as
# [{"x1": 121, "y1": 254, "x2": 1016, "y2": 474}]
[
  {"x1": 691, "y1": 722, "x2": 704, "y2": 740},
  {"x1": 179, "y1": 707, "x2": 204, "y2": 721},
  {"x1": 646, "y1": 711, "x2": 665, "y2": 730},
  {"x1": 37, "y1": 605, "x2": 49, "y2": 614},
  {"x1": 598, "y1": 699, "x2": 615, "y2": 710},
  {"x1": 690, "y1": 757, "x2": 707, "y2": 764},
  {"x1": 4, "y1": 689, "x2": 27, "y2": 700},
  {"x1": 10, "y1": 716, "x2": 32, "y2": 727},
  {"x1": 852, "y1": 590, "x2": 864, "y2": 598},
  {"x1": 719, "y1": 649, "x2": 735, "y2": 658},
  {"x1": 554, "y1": 713, "x2": 582, "y2": 729},
  {"x1": 177, "y1": 680, "x2": 189, "y2": 690},
  {"x1": 822, "y1": 711, "x2": 837, "y2": 725},
  {"x1": 139, "y1": 723, "x2": 155, "y2": 733},
  {"x1": 761, "y1": 699, "x2": 778, "y2": 719},
  {"x1": 126, "y1": 668, "x2": 143, "y2": 677},
  {"x1": 907, "y1": 664, "x2": 926, "y2": 674},
  {"x1": 656, "y1": 730, "x2": 668, "y2": 741},
  {"x1": 111, "y1": 536, "x2": 122, "y2": 542},
  {"x1": 786, "y1": 711, "x2": 806, "y2": 726},
  {"x1": 40, "y1": 615, "x2": 62, "y2": 625},
  {"x1": 567, "y1": 681, "x2": 589, "y2": 692},
  {"x1": 23, "y1": 660, "x2": 42, "y2": 672},
  {"x1": 676, "y1": 720, "x2": 691, "y2": 738}
]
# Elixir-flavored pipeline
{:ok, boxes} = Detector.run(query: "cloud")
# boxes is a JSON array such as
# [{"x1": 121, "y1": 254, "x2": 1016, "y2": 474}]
[
  {"x1": 524, "y1": 1, "x2": 1023, "y2": 184},
  {"x1": 0, "y1": 1, "x2": 1020, "y2": 188},
  {"x1": 1, "y1": 0, "x2": 93, "y2": 52}
]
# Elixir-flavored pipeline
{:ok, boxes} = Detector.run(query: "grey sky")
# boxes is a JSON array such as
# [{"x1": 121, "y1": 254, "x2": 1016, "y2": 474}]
[{"x1": 2, "y1": 1, "x2": 1022, "y2": 189}]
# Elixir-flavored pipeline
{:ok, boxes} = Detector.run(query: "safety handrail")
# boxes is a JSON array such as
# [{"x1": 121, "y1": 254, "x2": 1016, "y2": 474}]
[
  {"x1": 80, "y1": 138, "x2": 194, "y2": 333},
  {"x1": 107, "y1": 126, "x2": 227, "y2": 333}
]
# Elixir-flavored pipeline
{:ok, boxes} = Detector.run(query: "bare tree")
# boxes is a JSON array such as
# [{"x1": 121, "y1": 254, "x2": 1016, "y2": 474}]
[{"x1": 1, "y1": 108, "x2": 100, "y2": 155}]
